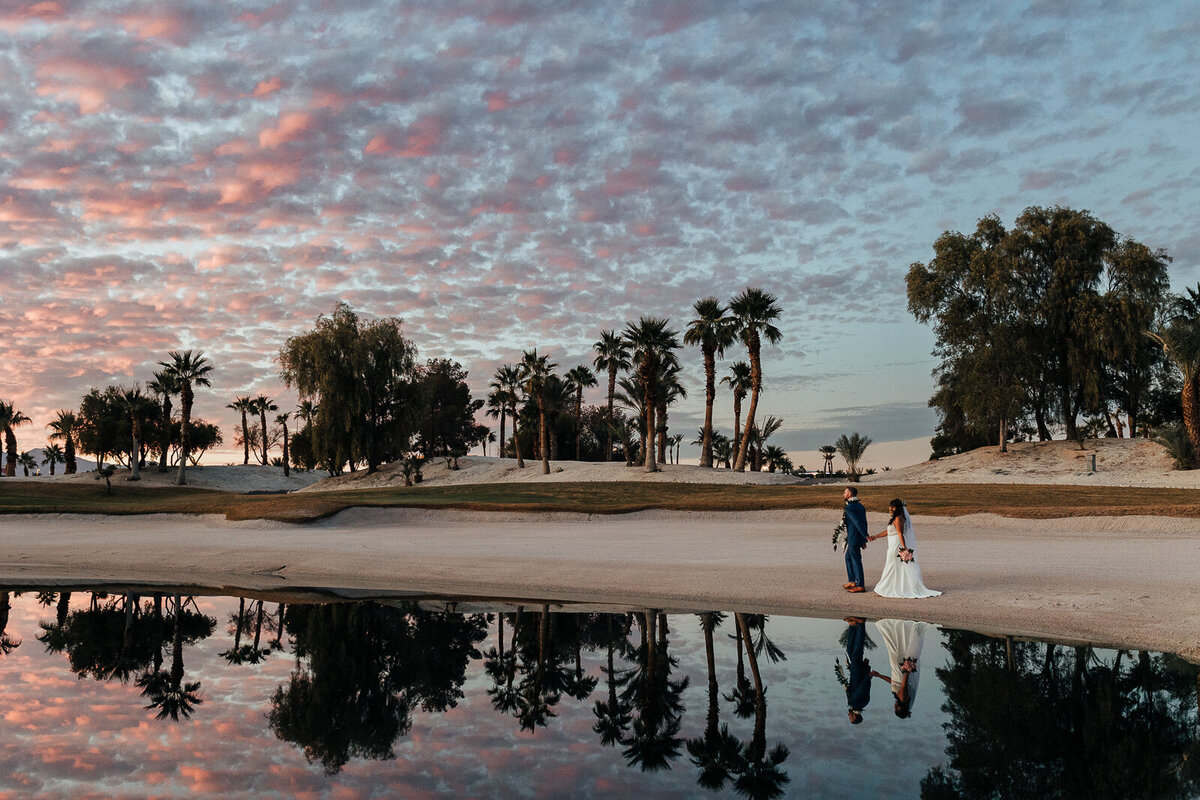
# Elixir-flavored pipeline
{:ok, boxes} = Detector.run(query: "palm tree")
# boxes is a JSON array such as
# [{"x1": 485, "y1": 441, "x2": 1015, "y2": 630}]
[
  {"x1": 685, "y1": 298, "x2": 735, "y2": 468},
  {"x1": 729, "y1": 289, "x2": 783, "y2": 472},
  {"x1": 520, "y1": 350, "x2": 558, "y2": 474},
  {"x1": 276, "y1": 412, "x2": 291, "y2": 477},
  {"x1": 593, "y1": 330, "x2": 631, "y2": 462},
  {"x1": 226, "y1": 396, "x2": 255, "y2": 465},
  {"x1": 746, "y1": 415, "x2": 784, "y2": 472},
  {"x1": 485, "y1": 387, "x2": 508, "y2": 459},
  {"x1": 158, "y1": 351, "x2": 213, "y2": 486},
  {"x1": 0, "y1": 401, "x2": 31, "y2": 477},
  {"x1": 42, "y1": 443, "x2": 65, "y2": 475},
  {"x1": 655, "y1": 361, "x2": 687, "y2": 465},
  {"x1": 493, "y1": 364, "x2": 524, "y2": 467},
  {"x1": 623, "y1": 317, "x2": 681, "y2": 473},
  {"x1": 721, "y1": 362, "x2": 751, "y2": 466},
  {"x1": 47, "y1": 411, "x2": 79, "y2": 474},
  {"x1": 17, "y1": 450, "x2": 37, "y2": 476},
  {"x1": 834, "y1": 432, "x2": 872, "y2": 481},
  {"x1": 819, "y1": 445, "x2": 837, "y2": 475},
  {"x1": 119, "y1": 385, "x2": 147, "y2": 481},
  {"x1": 252, "y1": 395, "x2": 278, "y2": 465},
  {"x1": 564, "y1": 365, "x2": 597, "y2": 461},
  {"x1": 147, "y1": 371, "x2": 180, "y2": 472},
  {"x1": 1148, "y1": 313, "x2": 1200, "y2": 466}
]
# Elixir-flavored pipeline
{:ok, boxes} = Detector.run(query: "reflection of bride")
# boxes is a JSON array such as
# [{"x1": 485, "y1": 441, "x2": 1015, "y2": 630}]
[
  {"x1": 869, "y1": 499, "x2": 941, "y2": 599},
  {"x1": 872, "y1": 619, "x2": 932, "y2": 718}
]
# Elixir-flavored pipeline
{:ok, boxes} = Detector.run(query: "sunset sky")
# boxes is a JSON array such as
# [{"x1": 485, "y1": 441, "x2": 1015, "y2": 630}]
[{"x1": 2, "y1": 1, "x2": 1198, "y2": 468}]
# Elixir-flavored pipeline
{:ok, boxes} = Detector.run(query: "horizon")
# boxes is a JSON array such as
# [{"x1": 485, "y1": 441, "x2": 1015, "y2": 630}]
[{"x1": 2, "y1": 2, "x2": 1198, "y2": 470}]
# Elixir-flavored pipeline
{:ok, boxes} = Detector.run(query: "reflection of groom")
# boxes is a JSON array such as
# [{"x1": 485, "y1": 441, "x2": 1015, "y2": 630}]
[
  {"x1": 844, "y1": 618, "x2": 870, "y2": 724},
  {"x1": 842, "y1": 487, "x2": 868, "y2": 593}
]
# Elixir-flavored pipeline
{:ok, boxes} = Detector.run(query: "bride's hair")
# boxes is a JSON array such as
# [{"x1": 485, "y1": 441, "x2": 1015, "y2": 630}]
[{"x1": 889, "y1": 499, "x2": 906, "y2": 528}]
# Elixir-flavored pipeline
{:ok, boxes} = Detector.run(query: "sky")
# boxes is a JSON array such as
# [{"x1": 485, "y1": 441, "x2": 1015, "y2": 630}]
[{"x1": 1, "y1": 0, "x2": 1199, "y2": 470}]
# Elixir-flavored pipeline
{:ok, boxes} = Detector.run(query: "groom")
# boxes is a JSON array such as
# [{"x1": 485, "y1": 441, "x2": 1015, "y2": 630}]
[{"x1": 842, "y1": 487, "x2": 868, "y2": 593}]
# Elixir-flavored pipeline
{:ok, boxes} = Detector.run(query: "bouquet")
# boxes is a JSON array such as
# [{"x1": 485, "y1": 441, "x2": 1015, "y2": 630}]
[
  {"x1": 832, "y1": 519, "x2": 847, "y2": 552},
  {"x1": 897, "y1": 548, "x2": 915, "y2": 563},
  {"x1": 834, "y1": 658, "x2": 849, "y2": 689},
  {"x1": 900, "y1": 657, "x2": 918, "y2": 674}
]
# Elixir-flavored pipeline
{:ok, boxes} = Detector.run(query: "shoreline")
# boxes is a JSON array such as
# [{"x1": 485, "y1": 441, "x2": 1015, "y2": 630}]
[{"x1": 1, "y1": 507, "x2": 1196, "y2": 664}]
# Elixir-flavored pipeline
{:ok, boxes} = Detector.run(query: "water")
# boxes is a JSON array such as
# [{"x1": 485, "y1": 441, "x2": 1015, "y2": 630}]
[{"x1": 0, "y1": 588, "x2": 1197, "y2": 799}]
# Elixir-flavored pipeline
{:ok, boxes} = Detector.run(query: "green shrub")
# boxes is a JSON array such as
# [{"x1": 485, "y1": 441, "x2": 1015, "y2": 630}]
[{"x1": 1152, "y1": 424, "x2": 1195, "y2": 470}]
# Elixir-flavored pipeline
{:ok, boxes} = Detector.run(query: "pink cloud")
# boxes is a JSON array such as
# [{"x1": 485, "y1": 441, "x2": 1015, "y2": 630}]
[
  {"x1": 258, "y1": 112, "x2": 312, "y2": 149},
  {"x1": 253, "y1": 76, "x2": 285, "y2": 97},
  {"x1": 364, "y1": 115, "x2": 446, "y2": 158}
]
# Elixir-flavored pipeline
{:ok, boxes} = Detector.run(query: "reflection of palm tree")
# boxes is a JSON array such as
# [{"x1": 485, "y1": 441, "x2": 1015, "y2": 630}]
[
  {"x1": 731, "y1": 612, "x2": 790, "y2": 799},
  {"x1": 140, "y1": 595, "x2": 203, "y2": 721},
  {"x1": 593, "y1": 614, "x2": 632, "y2": 745},
  {"x1": 687, "y1": 612, "x2": 744, "y2": 789},
  {"x1": 619, "y1": 611, "x2": 688, "y2": 772},
  {"x1": 0, "y1": 591, "x2": 21, "y2": 655}
]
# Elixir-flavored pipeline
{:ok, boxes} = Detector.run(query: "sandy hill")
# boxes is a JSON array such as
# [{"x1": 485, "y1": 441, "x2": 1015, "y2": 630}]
[
  {"x1": 862, "y1": 437, "x2": 1195, "y2": 488},
  {"x1": 299, "y1": 455, "x2": 806, "y2": 492}
]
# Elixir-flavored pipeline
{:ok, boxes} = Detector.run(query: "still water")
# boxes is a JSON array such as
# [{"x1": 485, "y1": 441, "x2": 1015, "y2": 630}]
[{"x1": 0, "y1": 588, "x2": 1196, "y2": 799}]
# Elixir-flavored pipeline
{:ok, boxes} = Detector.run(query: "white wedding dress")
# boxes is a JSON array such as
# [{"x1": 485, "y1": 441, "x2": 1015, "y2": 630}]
[
  {"x1": 873, "y1": 511, "x2": 941, "y2": 598},
  {"x1": 875, "y1": 619, "x2": 931, "y2": 711}
]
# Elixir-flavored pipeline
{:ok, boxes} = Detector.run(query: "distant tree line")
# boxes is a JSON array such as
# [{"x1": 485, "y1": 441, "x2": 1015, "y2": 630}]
[{"x1": 907, "y1": 205, "x2": 1199, "y2": 466}]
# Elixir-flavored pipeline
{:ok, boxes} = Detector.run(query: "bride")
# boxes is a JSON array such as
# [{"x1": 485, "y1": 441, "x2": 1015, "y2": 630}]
[{"x1": 868, "y1": 499, "x2": 941, "y2": 598}]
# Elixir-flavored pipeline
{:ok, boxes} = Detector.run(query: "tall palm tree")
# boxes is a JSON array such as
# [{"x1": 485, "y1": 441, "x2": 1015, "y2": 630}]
[
  {"x1": 47, "y1": 410, "x2": 79, "y2": 474},
  {"x1": 252, "y1": 395, "x2": 278, "y2": 465},
  {"x1": 226, "y1": 396, "x2": 255, "y2": 465},
  {"x1": 623, "y1": 317, "x2": 681, "y2": 473},
  {"x1": 119, "y1": 385, "x2": 147, "y2": 481},
  {"x1": 685, "y1": 298, "x2": 735, "y2": 468},
  {"x1": 147, "y1": 371, "x2": 180, "y2": 472},
  {"x1": 593, "y1": 330, "x2": 631, "y2": 463},
  {"x1": 729, "y1": 289, "x2": 783, "y2": 472},
  {"x1": 564, "y1": 365, "x2": 597, "y2": 461},
  {"x1": 520, "y1": 350, "x2": 558, "y2": 474},
  {"x1": 158, "y1": 351, "x2": 213, "y2": 486},
  {"x1": 721, "y1": 362, "x2": 751, "y2": 465},
  {"x1": 42, "y1": 442, "x2": 65, "y2": 475},
  {"x1": 276, "y1": 412, "x2": 291, "y2": 477},
  {"x1": 655, "y1": 361, "x2": 687, "y2": 465},
  {"x1": 496, "y1": 364, "x2": 524, "y2": 467},
  {"x1": 0, "y1": 401, "x2": 31, "y2": 478},
  {"x1": 486, "y1": 368, "x2": 512, "y2": 459},
  {"x1": 294, "y1": 399, "x2": 316, "y2": 472}
]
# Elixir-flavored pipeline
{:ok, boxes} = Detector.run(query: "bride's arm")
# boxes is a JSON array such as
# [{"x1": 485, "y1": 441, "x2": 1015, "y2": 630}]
[{"x1": 896, "y1": 515, "x2": 908, "y2": 550}]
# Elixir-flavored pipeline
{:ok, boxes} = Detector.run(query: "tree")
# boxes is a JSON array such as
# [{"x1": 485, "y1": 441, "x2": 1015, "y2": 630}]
[
  {"x1": 278, "y1": 304, "x2": 419, "y2": 475},
  {"x1": 520, "y1": 350, "x2": 558, "y2": 475},
  {"x1": 1148, "y1": 305, "x2": 1200, "y2": 467},
  {"x1": 147, "y1": 371, "x2": 180, "y2": 472},
  {"x1": 623, "y1": 318, "x2": 681, "y2": 473},
  {"x1": 721, "y1": 362, "x2": 751, "y2": 466},
  {"x1": 17, "y1": 450, "x2": 37, "y2": 476},
  {"x1": 276, "y1": 412, "x2": 291, "y2": 477},
  {"x1": 0, "y1": 401, "x2": 31, "y2": 477},
  {"x1": 685, "y1": 298, "x2": 735, "y2": 468},
  {"x1": 118, "y1": 384, "x2": 149, "y2": 481},
  {"x1": 834, "y1": 433, "x2": 872, "y2": 481},
  {"x1": 819, "y1": 445, "x2": 836, "y2": 474},
  {"x1": 158, "y1": 350, "x2": 214, "y2": 486},
  {"x1": 907, "y1": 216, "x2": 1030, "y2": 452},
  {"x1": 253, "y1": 396, "x2": 279, "y2": 466},
  {"x1": 593, "y1": 330, "x2": 632, "y2": 462},
  {"x1": 485, "y1": 386, "x2": 508, "y2": 460},
  {"x1": 494, "y1": 364, "x2": 524, "y2": 466},
  {"x1": 42, "y1": 442, "x2": 65, "y2": 475},
  {"x1": 227, "y1": 396, "x2": 255, "y2": 465},
  {"x1": 564, "y1": 365, "x2": 597, "y2": 461},
  {"x1": 729, "y1": 289, "x2": 783, "y2": 472},
  {"x1": 654, "y1": 361, "x2": 687, "y2": 465},
  {"x1": 47, "y1": 410, "x2": 79, "y2": 474},
  {"x1": 416, "y1": 359, "x2": 486, "y2": 468}
]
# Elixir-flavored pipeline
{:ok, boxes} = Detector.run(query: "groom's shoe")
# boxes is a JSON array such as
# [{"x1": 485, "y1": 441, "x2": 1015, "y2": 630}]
[
  {"x1": 847, "y1": 586, "x2": 866, "y2": 593},
  {"x1": 842, "y1": 582, "x2": 856, "y2": 589}
]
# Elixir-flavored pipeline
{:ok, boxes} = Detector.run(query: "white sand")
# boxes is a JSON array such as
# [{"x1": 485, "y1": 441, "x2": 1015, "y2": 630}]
[
  {"x1": 0, "y1": 507, "x2": 1196, "y2": 663},
  {"x1": 24, "y1": 463, "x2": 328, "y2": 493}
]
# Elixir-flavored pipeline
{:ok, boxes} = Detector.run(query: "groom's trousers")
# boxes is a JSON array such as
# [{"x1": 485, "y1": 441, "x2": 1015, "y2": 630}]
[{"x1": 845, "y1": 545, "x2": 864, "y2": 587}]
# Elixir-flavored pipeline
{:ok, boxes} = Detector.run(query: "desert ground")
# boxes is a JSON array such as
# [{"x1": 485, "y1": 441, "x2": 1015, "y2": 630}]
[{"x1": 2, "y1": 437, "x2": 1197, "y2": 662}]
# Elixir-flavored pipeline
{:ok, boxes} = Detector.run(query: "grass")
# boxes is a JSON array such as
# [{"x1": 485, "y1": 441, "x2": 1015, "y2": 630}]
[{"x1": 3, "y1": 480, "x2": 1200, "y2": 523}]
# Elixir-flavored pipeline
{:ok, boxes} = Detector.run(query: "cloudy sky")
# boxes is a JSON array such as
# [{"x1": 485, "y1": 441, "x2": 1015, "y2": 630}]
[{"x1": 1, "y1": 0, "x2": 1198, "y2": 468}]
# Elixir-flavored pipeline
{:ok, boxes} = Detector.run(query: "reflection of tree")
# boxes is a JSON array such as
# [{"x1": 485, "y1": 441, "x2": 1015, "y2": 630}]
[
  {"x1": 922, "y1": 632, "x2": 1200, "y2": 799},
  {"x1": 221, "y1": 597, "x2": 273, "y2": 666},
  {"x1": 138, "y1": 594, "x2": 209, "y2": 721},
  {"x1": 0, "y1": 590, "x2": 21, "y2": 656},
  {"x1": 593, "y1": 613, "x2": 634, "y2": 745},
  {"x1": 268, "y1": 601, "x2": 487, "y2": 775},
  {"x1": 687, "y1": 612, "x2": 741, "y2": 789},
  {"x1": 619, "y1": 610, "x2": 689, "y2": 772}
]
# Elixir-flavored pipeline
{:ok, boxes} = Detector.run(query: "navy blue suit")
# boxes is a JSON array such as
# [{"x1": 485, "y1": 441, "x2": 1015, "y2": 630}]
[
  {"x1": 843, "y1": 498, "x2": 868, "y2": 587},
  {"x1": 845, "y1": 622, "x2": 871, "y2": 713}
]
